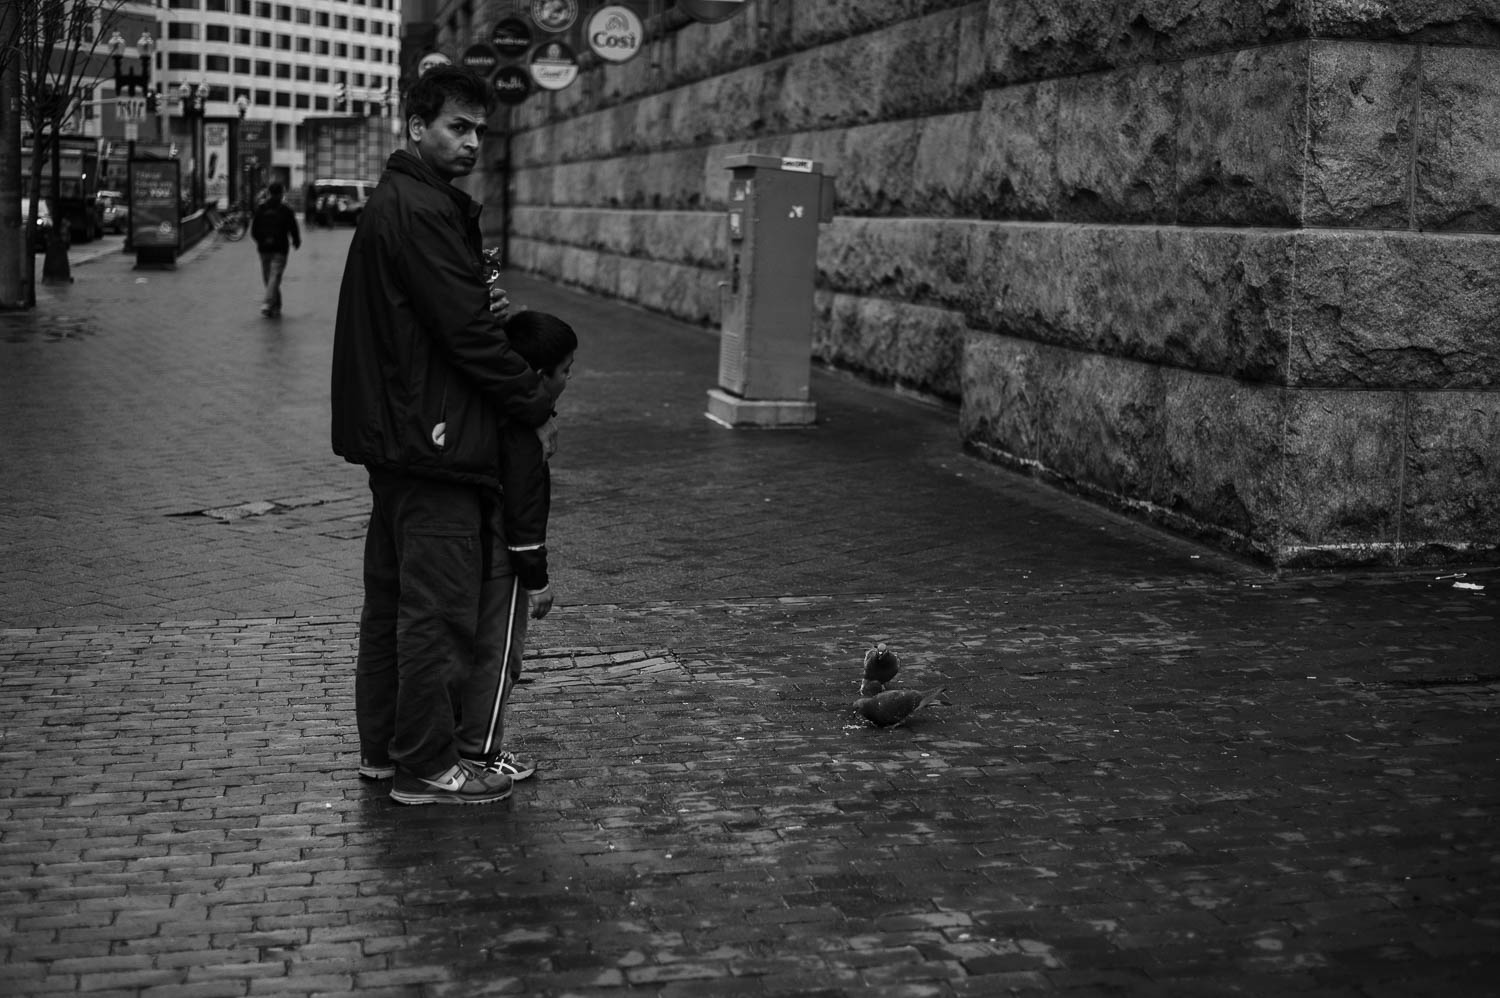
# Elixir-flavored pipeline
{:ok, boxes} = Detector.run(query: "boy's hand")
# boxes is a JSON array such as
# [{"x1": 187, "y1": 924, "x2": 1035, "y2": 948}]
[
  {"x1": 530, "y1": 589, "x2": 554, "y2": 620},
  {"x1": 536, "y1": 418, "x2": 558, "y2": 460},
  {"x1": 488, "y1": 283, "x2": 511, "y2": 316}
]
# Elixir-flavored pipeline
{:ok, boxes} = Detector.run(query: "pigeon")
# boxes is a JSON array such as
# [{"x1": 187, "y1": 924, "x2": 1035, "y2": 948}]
[
  {"x1": 853, "y1": 686, "x2": 946, "y2": 728},
  {"x1": 862, "y1": 643, "x2": 901, "y2": 686}
]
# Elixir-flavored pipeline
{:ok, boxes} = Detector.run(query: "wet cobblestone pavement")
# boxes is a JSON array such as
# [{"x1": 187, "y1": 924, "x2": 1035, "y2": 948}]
[{"x1": 1, "y1": 233, "x2": 1496, "y2": 996}]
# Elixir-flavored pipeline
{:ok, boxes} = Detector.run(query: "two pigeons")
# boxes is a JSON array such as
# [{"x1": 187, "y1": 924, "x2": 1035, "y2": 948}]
[{"x1": 852, "y1": 643, "x2": 945, "y2": 728}]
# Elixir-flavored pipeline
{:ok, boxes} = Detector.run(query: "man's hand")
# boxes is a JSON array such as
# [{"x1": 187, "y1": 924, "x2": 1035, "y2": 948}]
[
  {"x1": 535, "y1": 418, "x2": 558, "y2": 461},
  {"x1": 530, "y1": 589, "x2": 554, "y2": 620}
]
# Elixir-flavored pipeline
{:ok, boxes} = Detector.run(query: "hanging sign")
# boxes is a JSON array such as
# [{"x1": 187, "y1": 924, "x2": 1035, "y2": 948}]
[
  {"x1": 529, "y1": 41, "x2": 579, "y2": 90},
  {"x1": 491, "y1": 18, "x2": 533, "y2": 59},
  {"x1": 462, "y1": 43, "x2": 500, "y2": 77},
  {"x1": 677, "y1": 0, "x2": 746, "y2": 23},
  {"x1": 416, "y1": 51, "x2": 452, "y2": 76},
  {"x1": 587, "y1": 5, "x2": 644, "y2": 64},
  {"x1": 530, "y1": 0, "x2": 579, "y2": 33},
  {"x1": 494, "y1": 66, "x2": 532, "y2": 105}
]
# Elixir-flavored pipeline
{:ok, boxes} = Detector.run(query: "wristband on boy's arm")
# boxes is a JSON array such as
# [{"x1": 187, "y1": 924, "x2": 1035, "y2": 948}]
[{"x1": 525, "y1": 584, "x2": 551, "y2": 599}]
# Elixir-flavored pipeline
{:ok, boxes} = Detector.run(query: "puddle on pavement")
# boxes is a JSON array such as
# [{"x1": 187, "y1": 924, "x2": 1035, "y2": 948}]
[{"x1": 0, "y1": 311, "x2": 98, "y2": 343}]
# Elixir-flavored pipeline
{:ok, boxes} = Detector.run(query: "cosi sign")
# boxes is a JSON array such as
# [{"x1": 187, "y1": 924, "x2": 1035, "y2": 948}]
[{"x1": 586, "y1": 5, "x2": 643, "y2": 64}]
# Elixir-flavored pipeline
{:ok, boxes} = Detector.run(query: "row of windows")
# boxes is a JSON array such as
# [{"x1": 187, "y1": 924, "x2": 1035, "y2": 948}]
[
  {"x1": 164, "y1": 0, "x2": 396, "y2": 13},
  {"x1": 165, "y1": 55, "x2": 392, "y2": 90},
  {"x1": 149, "y1": 80, "x2": 391, "y2": 115},
  {"x1": 166, "y1": 15, "x2": 393, "y2": 37},
  {"x1": 166, "y1": 46, "x2": 395, "y2": 68}
]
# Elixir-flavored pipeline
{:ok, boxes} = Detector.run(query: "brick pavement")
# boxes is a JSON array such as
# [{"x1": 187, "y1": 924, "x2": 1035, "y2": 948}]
[{"x1": 0, "y1": 231, "x2": 1496, "y2": 997}]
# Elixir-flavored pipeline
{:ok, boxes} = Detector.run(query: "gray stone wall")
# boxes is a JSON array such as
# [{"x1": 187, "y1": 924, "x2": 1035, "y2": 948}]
[{"x1": 446, "y1": 0, "x2": 1500, "y2": 566}]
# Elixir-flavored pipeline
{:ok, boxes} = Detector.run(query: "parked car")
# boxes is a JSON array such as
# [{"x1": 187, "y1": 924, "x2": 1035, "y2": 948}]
[
  {"x1": 96, "y1": 190, "x2": 130, "y2": 234},
  {"x1": 310, "y1": 179, "x2": 374, "y2": 226},
  {"x1": 20, "y1": 198, "x2": 53, "y2": 253}
]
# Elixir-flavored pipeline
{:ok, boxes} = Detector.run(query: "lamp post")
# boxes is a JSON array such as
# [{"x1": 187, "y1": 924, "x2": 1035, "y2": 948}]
[
  {"x1": 108, "y1": 31, "x2": 154, "y2": 248},
  {"x1": 179, "y1": 80, "x2": 207, "y2": 212},
  {"x1": 234, "y1": 93, "x2": 259, "y2": 209}
]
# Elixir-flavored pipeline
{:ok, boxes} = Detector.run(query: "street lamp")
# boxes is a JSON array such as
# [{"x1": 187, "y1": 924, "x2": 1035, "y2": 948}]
[
  {"x1": 108, "y1": 31, "x2": 154, "y2": 248},
  {"x1": 179, "y1": 80, "x2": 208, "y2": 212},
  {"x1": 234, "y1": 94, "x2": 259, "y2": 209}
]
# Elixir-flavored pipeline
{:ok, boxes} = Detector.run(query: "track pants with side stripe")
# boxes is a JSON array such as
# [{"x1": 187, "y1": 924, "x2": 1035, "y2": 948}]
[{"x1": 455, "y1": 502, "x2": 529, "y2": 762}]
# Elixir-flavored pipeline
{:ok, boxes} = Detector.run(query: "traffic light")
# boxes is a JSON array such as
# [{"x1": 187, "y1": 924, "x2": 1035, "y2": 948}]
[
  {"x1": 145, "y1": 87, "x2": 158, "y2": 113},
  {"x1": 334, "y1": 81, "x2": 346, "y2": 108}
]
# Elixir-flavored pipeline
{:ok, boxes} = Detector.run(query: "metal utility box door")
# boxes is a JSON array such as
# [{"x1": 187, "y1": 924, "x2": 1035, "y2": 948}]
[{"x1": 719, "y1": 154, "x2": 834, "y2": 401}]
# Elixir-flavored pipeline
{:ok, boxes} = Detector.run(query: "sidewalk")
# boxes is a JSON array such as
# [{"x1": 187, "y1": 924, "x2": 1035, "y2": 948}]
[{"x1": 1, "y1": 229, "x2": 1495, "y2": 997}]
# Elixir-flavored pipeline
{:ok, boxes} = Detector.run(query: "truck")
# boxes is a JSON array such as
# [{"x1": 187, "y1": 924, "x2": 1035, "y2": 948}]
[{"x1": 301, "y1": 116, "x2": 398, "y2": 223}]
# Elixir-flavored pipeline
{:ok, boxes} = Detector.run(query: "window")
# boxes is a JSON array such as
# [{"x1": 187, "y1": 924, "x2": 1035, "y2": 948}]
[
  {"x1": 167, "y1": 52, "x2": 200, "y2": 69},
  {"x1": 254, "y1": 2, "x2": 271, "y2": 17},
  {"x1": 235, "y1": 0, "x2": 250, "y2": 12},
  {"x1": 296, "y1": 37, "x2": 310, "y2": 52},
  {"x1": 206, "y1": 0, "x2": 228, "y2": 10},
  {"x1": 167, "y1": 23, "x2": 198, "y2": 39},
  {"x1": 209, "y1": 85, "x2": 229, "y2": 102},
  {"x1": 335, "y1": 43, "x2": 347, "y2": 57},
  {"x1": 234, "y1": 58, "x2": 250, "y2": 73},
  {"x1": 255, "y1": 89, "x2": 271, "y2": 106},
  {"x1": 255, "y1": 31, "x2": 270, "y2": 46},
  {"x1": 276, "y1": 34, "x2": 291, "y2": 50},
  {"x1": 205, "y1": 24, "x2": 229, "y2": 41},
  {"x1": 335, "y1": 16, "x2": 348, "y2": 29},
  {"x1": 353, "y1": 46, "x2": 365, "y2": 60},
  {"x1": 295, "y1": 93, "x2": 310, "y2": 109},
  {"x1": 316, "y1": 40, "x2": 329, "y2": 54},
  {"x1": 295, "y1": 65, "x2": 310, "y2": 80},
  {"x1": 206, "y1": 54, "x2": 230, "y2": 71},
  {"x1": 254, "y1": 60, "x2": 271, "y2": 76},
  {"x1": 275, "y1": 92, "x2": 291, "y2": 107},
  {"x1": 275, "y1": 4, "x2": 291, "y2": 20},
  {"x1": 167, "y1": 0, "x2": 200, "y2": 8},
  {"x1": 353, "y1": 73, "x2": 365, "y2": 87},
  {"x1": 314, "y1": 95, "x2": 329, "y2": 111},
  {"x1": 295, "y1": 9, "x2": 309, "y2": 23},
  {"x1": 275, "y1": 63, "x2": 290, "y2": 79},
  {"x1": 314, "y1": 67, "x2": 329, "y2": 82},
  {"x1": 354, "y1": 18, "x2": 365, "y2": 31},
  {"x1": 234, "y1": 27, "x2": 250, "y2": 43},
  {"x1": 316, "y1": 12, "x2": 329, "y2": 26}
]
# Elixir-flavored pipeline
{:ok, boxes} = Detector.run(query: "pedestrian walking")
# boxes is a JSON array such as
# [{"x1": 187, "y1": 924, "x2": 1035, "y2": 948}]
[
  {"x1": 249, "y1": 182, "x2": 301, "y2": 318},
  {"x1": 330, "y1": 64, "x2": 558, "y2": 806},
  {"x1": 456, "y1": 310, "x2": 578, "y2": 783}
]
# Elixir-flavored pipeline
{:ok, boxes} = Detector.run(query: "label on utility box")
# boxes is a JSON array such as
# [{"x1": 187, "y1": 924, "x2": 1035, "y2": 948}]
[{"x1": 780, "y1": 157, "x2": 814, "y2": 173}]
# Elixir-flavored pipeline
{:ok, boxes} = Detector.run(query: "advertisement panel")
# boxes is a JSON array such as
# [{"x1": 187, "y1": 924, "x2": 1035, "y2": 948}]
[
  {"x1": 130, "y1": 159, "x2": 181, "y2": 249},
  {"x1": 203, "y1": 122, "x2": 232, "y2": 209}
]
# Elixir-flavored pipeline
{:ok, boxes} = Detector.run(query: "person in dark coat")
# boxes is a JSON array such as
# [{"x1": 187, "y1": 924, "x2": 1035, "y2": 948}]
[
  {"x1": 330, "y1": 64, "x2": 557, "y2": 806},
  {"x1": 249, "y1": 181, "x2": 301, "y2": 318}
]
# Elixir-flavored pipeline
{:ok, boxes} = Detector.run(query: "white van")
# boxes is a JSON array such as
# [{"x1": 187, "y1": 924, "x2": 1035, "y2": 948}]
[{"x1": 311, "y1": 179, "x2": 376, "y2": 226}]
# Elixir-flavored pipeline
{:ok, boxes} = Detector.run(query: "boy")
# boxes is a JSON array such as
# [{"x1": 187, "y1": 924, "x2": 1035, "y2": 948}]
[{"x1": 456, "y1": 310, "x2": 577, "y2": 781}]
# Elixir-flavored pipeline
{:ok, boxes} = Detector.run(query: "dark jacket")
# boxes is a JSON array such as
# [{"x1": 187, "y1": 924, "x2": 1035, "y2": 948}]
[
  {"x1": 499, "y1": 418, "x2": 552, "y2": 594},
  {"x1": 250, "y1": 199, "x2": 301, "y2": 255},
  {"x1": 330, "y1": 150, "x2": 551, "y2": 486}
]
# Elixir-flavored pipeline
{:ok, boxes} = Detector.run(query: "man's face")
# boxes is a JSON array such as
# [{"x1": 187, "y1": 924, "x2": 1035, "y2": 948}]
[{"x1": 410, "y1": 97, "x2": 487, "y2": 181}]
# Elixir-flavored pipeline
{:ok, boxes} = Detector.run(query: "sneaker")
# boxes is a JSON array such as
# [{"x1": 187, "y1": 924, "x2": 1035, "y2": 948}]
[
  {"x1": 390, "y1": 760, "x2": 512, "y2": 806},
  {"x1": 358, "y1": 757, "x2": 396, "y2": 781},
  {"x1": 462, "y1": 749, "x2": 536, "y2": 781}
]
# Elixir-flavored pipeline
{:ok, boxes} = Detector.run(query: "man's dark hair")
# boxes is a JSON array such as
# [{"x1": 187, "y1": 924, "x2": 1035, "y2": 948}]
[
  {"x1": 404, "y1": 64, "x2": 495, "y2": 128},
  {"x1": 503, "y1": 311, "x2": 577, "y2": 374}
]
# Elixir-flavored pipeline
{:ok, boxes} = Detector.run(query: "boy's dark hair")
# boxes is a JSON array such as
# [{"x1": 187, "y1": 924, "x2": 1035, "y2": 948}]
[
  {"x1": 504, "y1": 311, "x2": 577, "y2": 374},
  {"x1": 404, "y1": 64, "x2": 495, "y2": 128},
  {"x1": 266, "y1": 181, "x2": 284, "y2": 198}
]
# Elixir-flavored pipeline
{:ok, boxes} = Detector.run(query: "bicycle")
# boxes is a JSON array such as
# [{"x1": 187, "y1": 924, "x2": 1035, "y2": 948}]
[{"x1": 204, "y1": 203, "x2": 250, "y2": 241}]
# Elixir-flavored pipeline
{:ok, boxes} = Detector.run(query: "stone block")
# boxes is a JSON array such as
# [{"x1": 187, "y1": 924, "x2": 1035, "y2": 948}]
[
  {"x1": 815, "y1": 292, "x2": 967, "y2": 400},
  {"x1": 789, "y1": 0, "x2": 973, "y2": 48},
  {"x1": 1307, "y1": 0, "x2": 1500, "y2": 40},
  {"x1": 1288, "y1": 230, "x2": 1500, "y2": 389},
  {"x1": 1401, "y1": 390, "x2": 1500, "y2": 560},
  {"x1": 819, "y1": 217, "x2": 978, "y2": 312},
  {"x1": 965, "y1": 223, "x2": 1293, "y2": 381},
  {"x1": 1415, "y1": 45, "x2": 1500, "y2": 231},
  {"x1": 971, "y1": 82, "x2": 1059, "y2": 219},
  {"x1": 1033, "y1": 349, "x2": 1168, "y2": 498},
  {"x1": 1303, "y1": 41, "x2": 1416, "y2": 227},
  {"x1": 913, "y1": 113, "x2": 983, "y2": 216},
  {"x1": 960, "y1": 332, "x2": 1043, "y2": 465},
  {"x1": 1055, "y1": 62, "x2": 1179, "y2": 223},
  {"x1": 1158, "y1": 371, "x2": 1285, "y2": 545},
  {"x1": 1176, "y1": 43, "x2": 1307, "y2": 226},
  {"x1": 1276, "y1": 389, "x2": 1407, "y2": 565},
  {"x1": 987, "y1": 0, "x2": 1305, "y2": 84},
  {"x1": 830, "y1": 121, "x2": 923, "y2": 215}
]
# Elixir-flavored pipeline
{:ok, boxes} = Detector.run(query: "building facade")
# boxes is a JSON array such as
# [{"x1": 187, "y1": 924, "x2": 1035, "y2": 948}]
[{"x1": 99, "y1": 0, "x2": 403, "y2": 199}]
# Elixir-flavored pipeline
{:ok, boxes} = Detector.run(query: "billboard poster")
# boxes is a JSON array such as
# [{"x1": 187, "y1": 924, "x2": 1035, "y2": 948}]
[
  {"x1": 237, "y1": 120, "x2": 273, "y2": 203},
  {"x1": 130, "y1": 159, "x2": 181, "y2": 249},
  {"x1": 203, "y1": 122, "x2": 232, "y2": 209}
]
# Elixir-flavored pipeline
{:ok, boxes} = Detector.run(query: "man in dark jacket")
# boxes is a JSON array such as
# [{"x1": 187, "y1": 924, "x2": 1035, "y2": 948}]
[
  {"x1": 330, "y1": 64, "x2": 556, "y2": 806},
  {"x1": 249, "y1": 181, "x2": 301, "y2": 318}
]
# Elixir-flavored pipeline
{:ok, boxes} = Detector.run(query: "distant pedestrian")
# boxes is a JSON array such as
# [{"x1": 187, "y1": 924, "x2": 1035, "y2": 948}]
[
  {"x1": 250, "y1": 182, "x2": 301, "y2": 318},
  {"x1": 456, "y1": 310, "x2": 577, "y2": 783},
  {"x1": 330, "y1": 63, "x2": 558, "y2": 806}
]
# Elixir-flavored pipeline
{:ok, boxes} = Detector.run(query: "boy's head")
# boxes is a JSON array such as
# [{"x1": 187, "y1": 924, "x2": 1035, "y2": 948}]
[{"x1": 504, "y1": 310, "x2": 577, "y2": 399}]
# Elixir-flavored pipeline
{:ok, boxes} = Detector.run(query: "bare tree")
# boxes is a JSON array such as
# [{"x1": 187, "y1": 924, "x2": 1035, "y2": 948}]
[{"x1": 7, "y1": 0, "x2": 124, "y2": 305}]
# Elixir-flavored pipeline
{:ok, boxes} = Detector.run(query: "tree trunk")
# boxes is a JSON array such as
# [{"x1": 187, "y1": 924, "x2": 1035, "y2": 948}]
[
  {"x1": 0, "y1": 1, "x2": 25, "y2": 309},
  {"x1": 41, "y1": 128, "x2": 71, "y2": 283}
]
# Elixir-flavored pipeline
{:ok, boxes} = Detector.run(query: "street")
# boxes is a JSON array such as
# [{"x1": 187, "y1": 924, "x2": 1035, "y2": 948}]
[{"x1": 1, "y1": 228, "x2": 1496, "y2": 997}]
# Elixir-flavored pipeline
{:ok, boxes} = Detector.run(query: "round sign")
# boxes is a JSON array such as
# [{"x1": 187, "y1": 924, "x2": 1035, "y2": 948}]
[
  {"x1": 677, "y1": 0, "x2": 746, "y2": 23},
  {"x1": 416, "y1": 51, "x2": 452, "y2": 76},
  {"x1": 493, "y1": 65, "x2": 532, "y2": 105},
  {"x1": 587, "y1": 5, "x2": 644, "y2": 64},
  {"x1": 491, "y1": 17, "x2": 533, "y2": 59},
  {"x1": 530, "y1": 0, "x2": 578, "y2": 33},
  {"x1": 529, "y1": 41, "x2": 579, "y2": 90},
  {"x1": 461, "y1": 43, "x2": 500, "y2": 77}
]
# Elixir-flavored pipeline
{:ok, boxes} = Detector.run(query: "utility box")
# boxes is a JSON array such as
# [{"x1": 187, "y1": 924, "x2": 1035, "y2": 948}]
[{"x1": 707, "y1": 153, "x2": 835, "y2": 428}]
